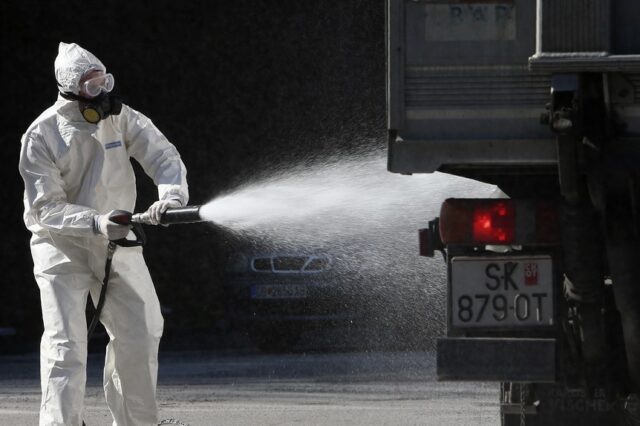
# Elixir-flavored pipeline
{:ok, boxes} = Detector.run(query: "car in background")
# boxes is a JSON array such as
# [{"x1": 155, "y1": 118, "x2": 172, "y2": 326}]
[{"x1": 223, "y1": 249, "x2": 383, "y2": 351}]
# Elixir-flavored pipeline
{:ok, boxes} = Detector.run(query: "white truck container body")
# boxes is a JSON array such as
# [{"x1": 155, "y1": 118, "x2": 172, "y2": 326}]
[{"x1": 387, "y1": 0, "x2": 640, "y2": 180}]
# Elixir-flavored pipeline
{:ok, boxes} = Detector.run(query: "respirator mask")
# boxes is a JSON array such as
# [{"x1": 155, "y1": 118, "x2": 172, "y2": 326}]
[{"x1": 60, "y1": 72, "x2": 123, "y2": 124}]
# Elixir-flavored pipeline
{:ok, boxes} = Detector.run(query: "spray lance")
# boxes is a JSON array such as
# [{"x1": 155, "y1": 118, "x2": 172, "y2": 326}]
[
  {"x1": 87, "y1": 205, "x2": 206, "y2": 338},
  {"x1": 113, "y1": 204, "x2": 206, "y2": 227}
]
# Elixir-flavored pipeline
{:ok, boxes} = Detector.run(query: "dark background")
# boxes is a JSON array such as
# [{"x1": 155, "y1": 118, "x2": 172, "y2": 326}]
[{"x1": 0, "y1": 0, "x2": 385, "y2": 352}]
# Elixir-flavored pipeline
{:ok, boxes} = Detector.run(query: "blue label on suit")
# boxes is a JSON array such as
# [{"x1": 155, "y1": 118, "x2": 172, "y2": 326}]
[{"x1": 105, "y1": 140, "x2": 122, "y2": 150}]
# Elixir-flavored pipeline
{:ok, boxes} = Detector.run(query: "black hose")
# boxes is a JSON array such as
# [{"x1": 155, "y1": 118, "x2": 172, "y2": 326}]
[
  {"x1": 87, "y1": 242, "x2": 116, "y2": 339},
  {"x1": 84, "y1": 242, "x2": 117, "y2": 426}
]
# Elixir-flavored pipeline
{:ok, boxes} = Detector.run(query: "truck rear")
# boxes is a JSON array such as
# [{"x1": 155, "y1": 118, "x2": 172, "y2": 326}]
[{"x1": 387, "y1": 1, "x2": 640, "y2": 424}]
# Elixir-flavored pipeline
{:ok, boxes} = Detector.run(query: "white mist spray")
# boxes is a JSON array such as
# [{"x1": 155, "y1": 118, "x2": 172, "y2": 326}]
[
  {"x1": 201, "y1": 149, "x2": 497, "y2": 343},
  {"x1": 201, "y1": 150, "x2": 496, "y2": 245}
]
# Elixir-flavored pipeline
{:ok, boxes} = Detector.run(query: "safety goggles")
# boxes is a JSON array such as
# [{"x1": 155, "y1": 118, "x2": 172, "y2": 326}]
[{"x1": 82, "y1": 73, "x2": 115, "y2": 97}]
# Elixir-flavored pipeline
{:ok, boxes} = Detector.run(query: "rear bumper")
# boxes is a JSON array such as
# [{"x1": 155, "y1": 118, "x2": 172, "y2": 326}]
[{"x1": 437, "y1": 337, "x2": 556, "y2": 382}]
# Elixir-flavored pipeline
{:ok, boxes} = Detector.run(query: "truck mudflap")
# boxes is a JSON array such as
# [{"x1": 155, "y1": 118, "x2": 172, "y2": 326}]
[{"x1": 437, "y1": 337, "x2": 556, "y2": 382}]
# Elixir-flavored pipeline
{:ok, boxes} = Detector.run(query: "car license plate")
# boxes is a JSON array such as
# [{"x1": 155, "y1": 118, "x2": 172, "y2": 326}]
[
  {"x1": 450, "y1": 255, "x2": 553, "y2": 327},
  {"x1": 251, "y1": 284, "x2": 308, "y2": 299}
]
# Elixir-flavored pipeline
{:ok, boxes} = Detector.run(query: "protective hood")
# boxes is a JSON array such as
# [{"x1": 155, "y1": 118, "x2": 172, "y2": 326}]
[{"x1": 54, "y1": 42, "x2": 106, "y2": 95}]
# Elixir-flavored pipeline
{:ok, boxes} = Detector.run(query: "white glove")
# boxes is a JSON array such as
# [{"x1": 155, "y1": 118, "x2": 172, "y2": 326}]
[
  {"x1": 146, "y1": 199, "x2": 182, "y2": 225},
  {"x1": 93, "y1": 211, "x2": 130, "y2": 240}
]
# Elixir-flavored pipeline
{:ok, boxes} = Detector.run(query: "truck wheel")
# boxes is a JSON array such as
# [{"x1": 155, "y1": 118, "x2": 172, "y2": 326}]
[{"x1": 500, "y1": 382, "x2": 623, "y2": 426}]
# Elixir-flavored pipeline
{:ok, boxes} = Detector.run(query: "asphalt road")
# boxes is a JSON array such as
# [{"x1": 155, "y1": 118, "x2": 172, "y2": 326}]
[{"x1": 0, "y1": 347, "x2": 499, "y2": 426}]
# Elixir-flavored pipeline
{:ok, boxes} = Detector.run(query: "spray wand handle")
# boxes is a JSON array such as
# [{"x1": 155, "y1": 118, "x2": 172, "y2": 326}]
[{"x1": 107, "y1": 210, "x2": 147, "y2": 247}]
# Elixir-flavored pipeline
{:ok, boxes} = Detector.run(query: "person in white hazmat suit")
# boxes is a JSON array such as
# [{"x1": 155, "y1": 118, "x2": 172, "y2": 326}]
[{"x1": 18, "y1": 42, "x2": 188, "y2": 426}]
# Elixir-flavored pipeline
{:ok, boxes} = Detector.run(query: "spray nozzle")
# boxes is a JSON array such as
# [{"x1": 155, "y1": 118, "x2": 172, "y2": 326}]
[{"x1": 129, "y1": 205, "x2": 205, "y2": 226}]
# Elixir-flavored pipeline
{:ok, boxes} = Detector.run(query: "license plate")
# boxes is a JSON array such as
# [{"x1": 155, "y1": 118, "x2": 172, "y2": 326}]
[
  {"x1": 450, "y1": 256, "x2": 553, "y2": 327},
  {"x1": 251, "y1": 284, "x2": 308, "y2": 299}
]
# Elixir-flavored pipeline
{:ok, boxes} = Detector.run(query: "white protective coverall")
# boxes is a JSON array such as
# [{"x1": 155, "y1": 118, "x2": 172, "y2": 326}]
[{"x1": 19, "y1": 42, "x2": 189, "y2": 426}]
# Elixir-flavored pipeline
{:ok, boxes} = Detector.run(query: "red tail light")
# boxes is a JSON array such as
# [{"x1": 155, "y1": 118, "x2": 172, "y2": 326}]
[
  {"x1": 472, "y1": 201, "x2": 515, "y2": 243},
  {"x1": 439, "y1": 199, "x2": 559, "y2": 245}
]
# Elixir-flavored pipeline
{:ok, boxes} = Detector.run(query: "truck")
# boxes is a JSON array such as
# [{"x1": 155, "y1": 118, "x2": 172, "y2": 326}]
[{"x1": 386, "y1": 1, "x2": 640, "y2": 424}]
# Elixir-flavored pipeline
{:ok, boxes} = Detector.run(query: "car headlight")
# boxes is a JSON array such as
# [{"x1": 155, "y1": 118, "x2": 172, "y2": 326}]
[{"x1": 226, "y1": 253, "x2": 250, "y2": 273}]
